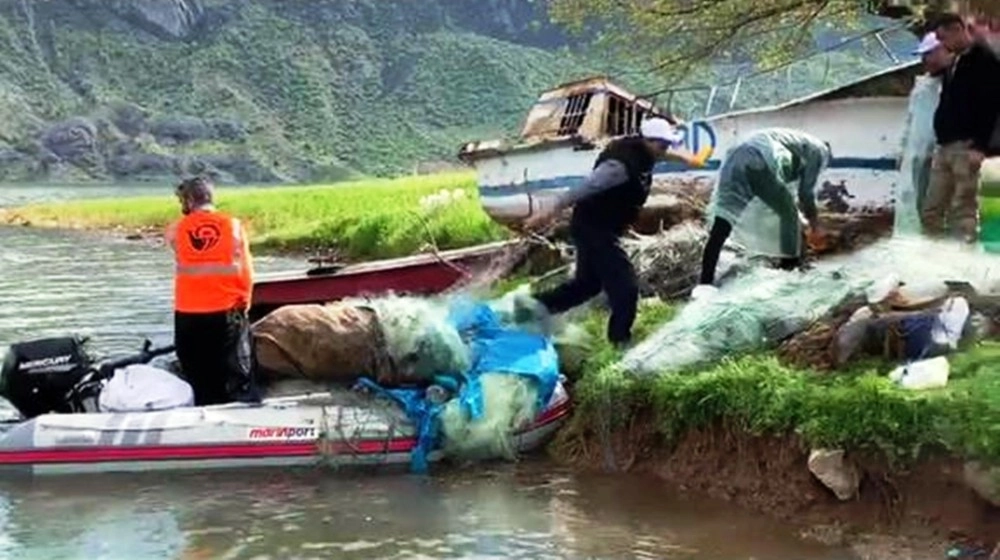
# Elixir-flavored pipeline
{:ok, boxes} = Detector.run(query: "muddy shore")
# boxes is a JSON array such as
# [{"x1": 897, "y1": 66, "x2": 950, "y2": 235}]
[{"x1": 551, "y1": 421, "x2": 1000, "y2": 559}]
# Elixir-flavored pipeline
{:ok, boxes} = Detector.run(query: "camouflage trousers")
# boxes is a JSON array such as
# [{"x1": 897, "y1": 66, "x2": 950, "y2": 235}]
[{"x1": 920, "y1": 141, "x2": 983, "y2": 243}]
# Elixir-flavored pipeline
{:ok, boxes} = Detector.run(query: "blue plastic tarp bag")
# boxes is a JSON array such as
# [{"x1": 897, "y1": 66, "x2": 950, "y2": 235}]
[
  {"x1": 354, "y1": 296, "x2": 561, "y2": 474},
  {"x1": 353, "y1": 378, "x2": 442, "y2": 474},
  {"x1": 447, "y1": 297, "x2": 560, "y2": 418}
]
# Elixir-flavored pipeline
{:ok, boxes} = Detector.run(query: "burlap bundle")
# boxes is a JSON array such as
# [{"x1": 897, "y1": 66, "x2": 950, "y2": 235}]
[
  {"x1": 252, "y1": 303, "x2": 392, "y2": 384},
  {"x1": 777, "y1": 291, "x2": 959, "y2": 372},
  {"x1": 776, "y1": 295, "x2": 869, "y2": 371}
]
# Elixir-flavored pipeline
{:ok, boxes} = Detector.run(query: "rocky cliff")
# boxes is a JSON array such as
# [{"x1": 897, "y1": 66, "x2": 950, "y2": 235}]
[{"x1": 0, "y1": 0, "x2": 580, "y2": 184}]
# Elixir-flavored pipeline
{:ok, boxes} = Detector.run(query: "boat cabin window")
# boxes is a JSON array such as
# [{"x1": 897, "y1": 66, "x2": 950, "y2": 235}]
[
  {"x1": 605, "y1": 94, "x2": 647, "y2": 138},
  {"x1": 557, "y1": 92, "x2": 594, "y2": 136}
]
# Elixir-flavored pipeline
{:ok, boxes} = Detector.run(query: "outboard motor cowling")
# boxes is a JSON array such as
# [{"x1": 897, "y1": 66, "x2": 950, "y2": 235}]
[{"x1": 1, "y1": 336, "x2": 92, "y2": 419}]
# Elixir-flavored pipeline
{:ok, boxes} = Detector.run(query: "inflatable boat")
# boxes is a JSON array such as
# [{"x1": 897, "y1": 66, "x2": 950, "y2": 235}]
[{"x1": 0, "y1": 336, "x2": 571, "y2": 476}]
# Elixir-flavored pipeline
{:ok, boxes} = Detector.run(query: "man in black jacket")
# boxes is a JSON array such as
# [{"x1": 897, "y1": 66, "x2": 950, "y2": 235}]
[
  {"x1": 921, "y1": 12, "x2": 1000, "y2": 243},
  {"x1": 524, "y1": 117, "x2": 707, "y2": 347},
  {"x1": 969, "y1": 16, "x2": 1000, "y2": 153}
]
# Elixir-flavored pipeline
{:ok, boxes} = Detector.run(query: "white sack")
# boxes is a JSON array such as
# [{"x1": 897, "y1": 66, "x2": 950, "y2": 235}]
[{"x1": 98, "y1": 364, "x2": 194, "y2": 412}]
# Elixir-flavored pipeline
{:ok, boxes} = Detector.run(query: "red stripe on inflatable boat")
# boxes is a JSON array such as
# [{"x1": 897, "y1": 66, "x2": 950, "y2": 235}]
[
  {"x1": 0, "y1": 399, "x2": 571, "y2": 466},
  {"x1": 529, "y1": 399, "x2": 571, "y2": 426},
  {"x1": 0, "y1": 438, "x2": 416, "y2": 465}
]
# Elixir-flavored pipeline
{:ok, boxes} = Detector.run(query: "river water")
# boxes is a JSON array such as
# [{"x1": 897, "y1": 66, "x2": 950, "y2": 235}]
[{"x1": 0, "y1": 185, "x2": 859, "y2": 559}]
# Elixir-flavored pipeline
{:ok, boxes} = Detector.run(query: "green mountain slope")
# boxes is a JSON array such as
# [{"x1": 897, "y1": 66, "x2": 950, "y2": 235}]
[
  {"x1": 0, "y1": 1, "x2": 914, "y2": 185},
  {"x1": 0, "y1": 0, "x2": 591, "y2": 184}
]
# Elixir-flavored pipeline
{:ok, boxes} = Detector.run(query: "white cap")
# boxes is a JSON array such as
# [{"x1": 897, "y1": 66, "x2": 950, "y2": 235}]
[
  {"x1": 913, "y1": 32, "x2": 941, "y2": 55},
  {"x1": 640, "y1": 117, "x2": 683, "y2": 145}
]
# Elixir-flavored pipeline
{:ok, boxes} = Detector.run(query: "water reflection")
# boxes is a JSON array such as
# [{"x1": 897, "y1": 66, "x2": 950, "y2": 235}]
[
  {"x1": 0, "y1": 226, "x2": 299, "y2": 353},
  {"x1": 0, "y1": 465, "x2": 855, "y2": 559}
]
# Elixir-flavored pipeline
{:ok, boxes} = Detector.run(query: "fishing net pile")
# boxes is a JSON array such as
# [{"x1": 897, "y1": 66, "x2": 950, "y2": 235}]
[
  {"x1": 438, "y1": 373, "x2": 542, "y2": 461},
  {"x1": 250, "y1": 292, "x2": 562, "y2": 472},
  {"x1": 623, "y1": 221, "x2": 745, "y2": 300},
  {"x1": 774, "y1": 292, "x2": 960, "y2": 371},
  {"x1": 777, "y1": 281, "x2": 984, "y2": 371},
  {"x1": 620, "y1": 265, "x2": 857, "y2": 375},
  {"x1": 618, "y1": 206, "x2": 892, "y2": 302},
  {"x1": 774, "y1": 294, "x2": 870, "y2": 371},
  {"x1": 619, "y1": 236, "x2": 1000, "y2": 377},
  {"x1": 252, "y1": 296, "x2": 469, "y2": 387}
]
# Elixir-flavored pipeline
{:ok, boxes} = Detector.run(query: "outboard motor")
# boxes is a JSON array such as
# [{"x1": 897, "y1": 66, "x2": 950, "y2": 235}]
[{"x1": 1, "y1": 336, "x2": 93, "y2": 419}]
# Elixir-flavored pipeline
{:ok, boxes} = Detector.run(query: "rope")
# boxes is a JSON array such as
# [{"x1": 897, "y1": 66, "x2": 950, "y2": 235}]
[
  {"x1": 407, "y1": 209, "x2": 476, "y2": 282},
  {"x1": 315, "y1": 385, "x2": 407, "y2": 466}
]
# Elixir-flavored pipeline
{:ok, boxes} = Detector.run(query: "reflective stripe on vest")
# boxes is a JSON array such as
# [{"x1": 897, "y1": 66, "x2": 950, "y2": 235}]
[{"x1": 175, "y1": 262, "x2": 242, "y2": 276}]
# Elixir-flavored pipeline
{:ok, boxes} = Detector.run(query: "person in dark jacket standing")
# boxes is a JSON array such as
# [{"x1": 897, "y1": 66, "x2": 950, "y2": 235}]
[
  {"x1": 969, "y1": 16, "x2": 1000, "y2": 153},
  {"x1": 921, "y1": 12, "x2": 1000, "y2": 243},
  {"x1": 524, "y1": 117, "x2": 708, "y2": 347}
]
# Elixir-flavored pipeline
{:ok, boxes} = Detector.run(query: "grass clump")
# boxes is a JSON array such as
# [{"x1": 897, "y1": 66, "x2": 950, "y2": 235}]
[
  {"x1": 559, "y1": 301, "x2": 1000, "y2": 466},
  {"x1": 5, "y1": 172, "x2": 510, "y2": 261}
]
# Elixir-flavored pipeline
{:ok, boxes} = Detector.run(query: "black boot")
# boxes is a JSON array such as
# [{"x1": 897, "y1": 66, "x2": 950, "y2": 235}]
[
  {"x1": 778, "y1": 256, "x2": 803, "y2": 271},
  {"x1": 611, "y1": 337, "x2": 631, "y2": 352}
]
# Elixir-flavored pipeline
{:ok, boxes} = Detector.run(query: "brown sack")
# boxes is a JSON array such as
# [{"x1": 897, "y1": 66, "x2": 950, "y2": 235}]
[{"x1": 252, "y1": 303, "x2": 390, "y2": 383}]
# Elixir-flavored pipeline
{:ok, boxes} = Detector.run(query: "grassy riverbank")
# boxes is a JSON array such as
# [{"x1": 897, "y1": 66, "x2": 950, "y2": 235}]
[
  {"x1": 549, "y1": 299, "x2": 1000, "y2": 544},
  {"x1": 558, "y1": 300, "x2": 1000, "y2": 466},
  {"x1": 1, "y1": 172, "x2": 509, "y2": 261}
]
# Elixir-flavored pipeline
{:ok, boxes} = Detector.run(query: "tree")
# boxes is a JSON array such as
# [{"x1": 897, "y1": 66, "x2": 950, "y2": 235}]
[{"x1": 548, "y1": 0, "x2": 999, "y2": 80}]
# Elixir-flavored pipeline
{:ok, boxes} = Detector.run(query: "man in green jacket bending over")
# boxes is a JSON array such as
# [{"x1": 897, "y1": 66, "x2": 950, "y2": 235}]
[{"x1": 698, "y1": 127, "x2": 832, "y2": 288}]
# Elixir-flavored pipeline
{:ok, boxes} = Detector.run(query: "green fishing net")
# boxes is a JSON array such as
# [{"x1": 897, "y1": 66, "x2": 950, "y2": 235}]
[
  {"x1": 620, "y1": 265, "x2": 857, "y2": 375},
  {"x1": 896, "y1": 75, "x2": 940, "y2": 237},
  {"x1": 438, "y1": 373, "x2": 541, "y2": 461},
  {"x1": 348, "y1": 294, "x2": 470, "y2": 381},
  {"x1": 488, "y1": 284, "x2": 553, "y2": 334},
  {"x1": 489, "y1": 283, "x2": 594, "y2": 374},
  {"x1": 621, "y1": 235, "x2": 1000, "y2": 377}
]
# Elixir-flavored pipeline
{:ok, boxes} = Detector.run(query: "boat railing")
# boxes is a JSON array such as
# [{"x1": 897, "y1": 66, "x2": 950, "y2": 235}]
[{"x1": 640, "y1": 24, "x2": 917, "y2": 119}]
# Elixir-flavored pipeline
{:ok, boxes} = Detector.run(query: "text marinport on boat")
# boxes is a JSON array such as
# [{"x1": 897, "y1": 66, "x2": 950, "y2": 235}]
[{"x1": 247, "y1": 426, "x2": 318, "y2": 440}]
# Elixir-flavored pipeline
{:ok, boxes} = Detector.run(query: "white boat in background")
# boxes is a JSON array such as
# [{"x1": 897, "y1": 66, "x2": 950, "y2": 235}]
[{"x1": 459, "y1": 55, "x2": 923, "y2": 229}]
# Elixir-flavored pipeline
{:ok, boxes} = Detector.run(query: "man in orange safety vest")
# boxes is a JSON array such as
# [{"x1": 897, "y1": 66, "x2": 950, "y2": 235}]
[{"x1": 166, "y1": 176, "x2": 258, "y2": 406}]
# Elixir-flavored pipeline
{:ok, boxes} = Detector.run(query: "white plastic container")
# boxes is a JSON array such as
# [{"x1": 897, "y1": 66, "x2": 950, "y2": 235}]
[{"x1": 888, "y1": 356, "x2": 950, "y2": 390}]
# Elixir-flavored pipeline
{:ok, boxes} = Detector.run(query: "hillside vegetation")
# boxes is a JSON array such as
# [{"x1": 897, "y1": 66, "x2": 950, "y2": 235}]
[{"x1": 0, "y1": 0, "x2": 912, "y2": 185}]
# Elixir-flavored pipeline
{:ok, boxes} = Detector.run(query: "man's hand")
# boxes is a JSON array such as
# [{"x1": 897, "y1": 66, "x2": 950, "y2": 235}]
[
  {"x1": 666, "y1": 145, "x2": 713, "y2": 168},
  {"x1": 969, "y1": 149, "x2": 985, "y2": 168},
  {"x1": 806, "y1": 223, "x2": 828, "y2": 252},
  {"x1": 691, "y1": 145, "x2": 713, "y2": 168},
  {"x1": 523, "y1": 208, "x2": 556, "y2": 232}
]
